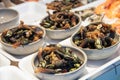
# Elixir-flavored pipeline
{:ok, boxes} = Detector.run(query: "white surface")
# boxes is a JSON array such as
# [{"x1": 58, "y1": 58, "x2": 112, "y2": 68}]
[
  {"x1": 0, "y1": 53, "x2": 10, "y2": 67},
  {"x1": 0, "y1": 66, "x2": 38, "y2": 80},
  {"x1": 0, "y1": 0, "x2": 116, "y2": 64},
  {"x1": 19, "y1": 53, "x2": 37, "y2": 75},
  {"x1": 10, "y1": 2, "x2": 48, "y2": 25},
  {"x1": 0, "y1": 44, "x2": 25, "y2": 61},
  {"x1": 2, "y1": 0, "x2": 119, "y2": 79},
  {"x1": 19, "y1": 38, "x2": 120, "y2": 79}
]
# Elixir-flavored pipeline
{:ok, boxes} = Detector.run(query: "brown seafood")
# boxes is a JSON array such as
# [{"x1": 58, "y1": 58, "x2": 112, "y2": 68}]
[
  {"x1": 1, "y1": 21, "x2": 44, "y2": 48},
  {"x1": 40, "y1": 11, "x2": 79, "y2": 30},
  {"x1": 73, "y1": 23, "x2": 117, "y2": 49},
  {"x1": 34, "y1": 44, "x2": 83, "y2": 74},
  {"x1": 46, "y1": 0, "x2": 83, "y2": 11}
]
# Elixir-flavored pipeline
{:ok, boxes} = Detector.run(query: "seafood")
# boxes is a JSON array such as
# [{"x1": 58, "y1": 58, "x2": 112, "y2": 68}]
[
  {"x1": 40, "y1": 11, "x2": 79, "y2": 30},
  {"x1": 73, "y1": 23, "x2": 117, "y2": 49},
  {"x1": 34, "y1": 44, "x2": 83, "y2": 74},
  {"x1": 46, "y1": 0, "x2": 83, "y2": 11},
  {"x1": 95, "y1": 0, "x2": 120, "y2": 18},
  {"x1": 1, "y1": 21, "x2": 44, "y2": 48}
]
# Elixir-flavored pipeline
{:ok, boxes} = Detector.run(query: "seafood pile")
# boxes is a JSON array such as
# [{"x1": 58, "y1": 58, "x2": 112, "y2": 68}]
[
  {"x1": 46, "y1": 0, "x2": 83, "y2": 11},
  {"x1": 1, "y1": 21, "x2": 44, "y2": 48},
  {"x1": 73, "y1": 23, "x2": 117, "y2": 49},
  {"x1": 40, "y1": 11, "x2": 79, "y2": 30},
  {"x1": 35, "y1": 44, "x2": 83, "y2": 74},
  {"x1": 95, "y1": 0, "x2": 120, "y2": 19}
]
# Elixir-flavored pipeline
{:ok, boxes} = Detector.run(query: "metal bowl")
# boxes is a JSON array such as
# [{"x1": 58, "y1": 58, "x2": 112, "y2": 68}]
[
  {"x1": 71, "y1": 27, "x2": 120, "y2": 60},
  {"x1": 0, "y1": 25, "x2": 46, "y2": 55},
  {"x1": 0, "y1": 8, "x2": 19, "y2": 33},
  {"x1": 32, "y1": 45, "x2": 87, "y2": 80},
  {"x1": 40, "y1": 14, "x2": 81, "y2": 39}
]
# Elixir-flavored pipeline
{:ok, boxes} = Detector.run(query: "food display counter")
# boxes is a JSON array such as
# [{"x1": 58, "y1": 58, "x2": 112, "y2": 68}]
[{"x1": 0, "y1": 0, "x2": 120, "y2": 80}]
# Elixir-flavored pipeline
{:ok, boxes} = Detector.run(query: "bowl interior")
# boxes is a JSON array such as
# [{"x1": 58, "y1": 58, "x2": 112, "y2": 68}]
[
  {"x1": 71, "y1": 23, "x2": 120, "y2": 51},
  {"x1": 0, "y1": 9, "x2": 18, "y2": 24},
  {"x1": 0, "y1": 25, "x2": 46, "y2": 47},
  {"x1": 33, "y1": 46, "x2": 87, "y2": 75},
  {"x1": 40, "y1": 13, "x2": 81, "y2": 31},
  {"x1": 72, "y1": 32, "x2": 120, "y2": 51}
]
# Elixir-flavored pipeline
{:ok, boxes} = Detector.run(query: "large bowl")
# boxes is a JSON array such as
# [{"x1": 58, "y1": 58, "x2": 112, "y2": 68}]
[
  {"x1": 0, "y1": 25, "x2": 46, "y2": 55},
  {"x1": 40, "y1": 14, "x2": 81, "y2": 39},
  {"x1": 0, "y1": 8, "x2": 19, "y2": 33},
  {"x1": 71, "y1": 26, "x2": 120, "y2": 60},
  {"x1": 32, "y1": 45, "x2": 87, "y2": 80}
]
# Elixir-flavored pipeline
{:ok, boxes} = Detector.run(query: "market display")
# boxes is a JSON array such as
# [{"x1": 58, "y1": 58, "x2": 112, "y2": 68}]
[{"x1": 0, "y1": 0, "x2": 120, "y2": 80}]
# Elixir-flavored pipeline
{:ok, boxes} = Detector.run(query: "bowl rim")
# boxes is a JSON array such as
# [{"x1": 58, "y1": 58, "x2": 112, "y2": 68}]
[
  {"x1": 70, "y1": 27, "x2": 120, "y2": 51},
  {"x1": 31, "y1": 45, "x2": 87, "y2": 75},
  {"x1": 0, "y1": 8, "x2": 19, "y2": 24},
  {"x1": 0, "y1": 25, "x2": 46, "y2": 47},
  {"x1": 40, "y1": 13, "x2": 81, "y2": 31}
]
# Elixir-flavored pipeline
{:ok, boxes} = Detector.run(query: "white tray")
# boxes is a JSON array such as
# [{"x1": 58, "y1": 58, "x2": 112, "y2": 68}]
[
  {"x1": 1, "y1": 0, "x2": 120, "y2": 79},
  {"x1": 0, "y1": 53, "x2": 10, "y2": 67},
  {"x1": 19, "y1": 38, "x2": 120, "y2": 79},
  {"x1": 0, "y1": 0, "x2": 105, "y2": 61},
  {"x1": 0, "y1": 66, "x2": 38, "y2": 80},
  {"x1": 11, "y1": 2, "x2": 48, "y2": 25}
]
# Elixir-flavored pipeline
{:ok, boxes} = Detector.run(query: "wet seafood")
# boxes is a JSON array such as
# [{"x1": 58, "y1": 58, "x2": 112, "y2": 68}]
[
  {"x1": 46, "y1": 0, "x2": 83, "y2": 11},
  {"x1": 40, "y1": 11, "x2": 79, "y2": 30},
  {"x1": 95, "y1": 0, "x2": 120, "y2": 18},
  {"x1": 34, "y1": 44, "x2": 83, "y2": 74},
  {"x1": 72, "y1": 23, "x2": 117, "y2": 49},
  {"x1": 1, "y1": 21, "x2": 44, "y2": 48}
]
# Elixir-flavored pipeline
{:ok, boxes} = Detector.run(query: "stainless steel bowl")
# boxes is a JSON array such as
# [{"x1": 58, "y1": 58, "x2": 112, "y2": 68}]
[
  {"x1": 0, "y1": 25, "x2": 46, "y2": 55},
  {"x1": 32, "y1": 45, "x2": 87, "y2": 80},
  {"x1": 0, "y1": 8, "x2": 19, "y2": 33}
]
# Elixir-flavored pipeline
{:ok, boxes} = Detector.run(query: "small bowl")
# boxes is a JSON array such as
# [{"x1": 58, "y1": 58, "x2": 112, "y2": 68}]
[
  {"x1": 0, "y1": 8, "x2": 19, "y2": 33},
  {"x1": 71, "y1": 23, "x2": 120, "y2": 60},
  {"x1": 32, "y1": 45, "x2": 87, "y2": 80},
  {"x1": 0, "y1": 24, "x2": 46, "y2": 55},
  {"x1": 40, "y1": 13, "x2": 81, "y2": 39}
]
